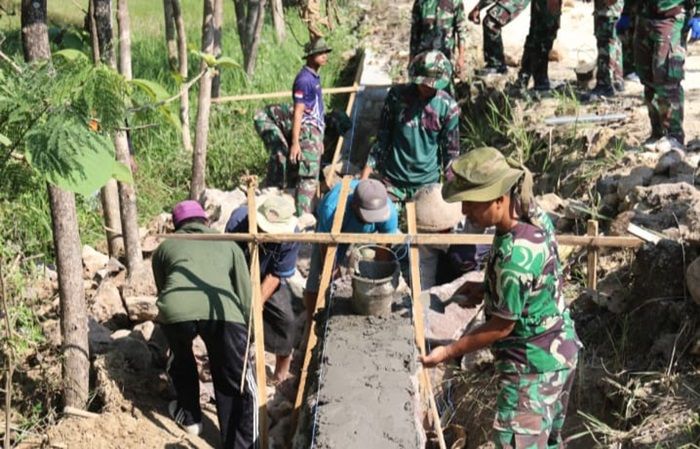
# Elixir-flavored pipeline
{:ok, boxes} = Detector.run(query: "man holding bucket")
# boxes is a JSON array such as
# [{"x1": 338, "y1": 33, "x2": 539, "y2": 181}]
[{"x1": 303, "y1": 179, "x2": 399, "y2": 321}]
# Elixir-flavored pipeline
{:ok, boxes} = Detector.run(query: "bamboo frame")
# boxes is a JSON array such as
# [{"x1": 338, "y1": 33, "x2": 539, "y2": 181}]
[
  {"x1": 211, "y1": 85, "x2": 361, "y2": 104},
  {"x1": 158, "y1": 231, "x2": 643, "y2": 248},
  {"x1": 290, "y1": 176, "x2": 352, "y2": 441},
  {"x1": 406, "y1": 202, "x2": 447, "y2": 449}
]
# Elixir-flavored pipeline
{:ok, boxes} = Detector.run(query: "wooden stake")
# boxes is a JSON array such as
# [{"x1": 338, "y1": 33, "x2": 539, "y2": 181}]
[
  {"x1": 211, "y1": 85, "x2": 360, "y2": 104},
  {"x1": 290, "y1": 176, "x2": 352, "y2": 439},
  {"x1": 406, "y1": 202, "x2": 447, "y2": 449},
  {"x1": 243, "y1": 178, "x2": 268, "y2": 449},
  {"x1": 325, "y1": 51, "x2": 365, "y2": 188},
  {"x1": 587, "y1": 219, "x2": 599, "y2": 290},
  {"x1": 158, "y1": 231, "x2": 642, "y2": 248}
]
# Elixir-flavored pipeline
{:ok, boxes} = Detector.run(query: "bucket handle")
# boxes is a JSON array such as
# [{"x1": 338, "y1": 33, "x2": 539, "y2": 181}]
[{"x1": 350, "y1": 244, "x2": 398, "y2": 272}]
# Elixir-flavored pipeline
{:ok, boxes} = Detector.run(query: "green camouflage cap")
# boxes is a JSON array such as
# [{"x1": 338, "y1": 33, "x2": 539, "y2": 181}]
[
  {"x1": 408, "y1": 50, "x2": 452, "y2": 90},
  {"x1": 442, "y1": 147, "x2": 523, "y2": 203},
  {"x1": 303, "y1": 38, "x2": 333, "y2": 59}
]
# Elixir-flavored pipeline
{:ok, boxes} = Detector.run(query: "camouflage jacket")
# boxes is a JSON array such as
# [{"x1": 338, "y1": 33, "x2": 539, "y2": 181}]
[
  {"x1": 484, "y1": 206, "x2": 581, "y2": 374},
  {"x1": 367, "y1": 84, "x2": 460, "y2": 188},
  {"x1": 410, "y1": 0, "x2": 468, "y2": 61},
  {"x1": 639, "y1": 0, "x2": 695, "y2": 16},
  {"x1": 254, "y1": 103, "x2": 294, "y2": 141}
]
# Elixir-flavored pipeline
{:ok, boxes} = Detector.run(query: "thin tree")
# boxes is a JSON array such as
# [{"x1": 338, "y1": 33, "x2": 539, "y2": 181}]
[
  {"x1": 189, "y1": 0, "x2": 217, "y2": 199},
  {"x1": 115, "y1": 0, "x2": 144, "y2": 276},
  {"x1": 21, "y1": 0, "x2": 89, "y2": 408},
  {"x1": 232, "y1": 0, "x2": 267, "y2": 76},
  {"x1": 210, "y1": 0, "x2": 223, "y2": 98},
  {"x1": 271, "y1": 0, "x2": 285, "y2": 42},
  {"x1": 172, "y1": 0, "x2": 193, "y2": 152},
  {"x1": 163, "y1": 0, "x2": 178, "y2": 71},
  {"x1": 89, "y1": 0, "x2": 123, "y2": 257}
]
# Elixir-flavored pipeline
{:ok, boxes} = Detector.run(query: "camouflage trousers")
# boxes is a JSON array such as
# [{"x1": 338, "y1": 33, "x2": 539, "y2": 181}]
[
  {"x1": 483, "y1": 0, "x2": 531, "y2": 68},
  {"x1": 295, "y1": 123, "x2": 324, "y2": 216},
  {"x1": 494, "y1": 369, "x2": 575, "y2": 449},
  {"x1": 634, "y1": 14, "x2": 686, "y2": 142},
  {"x1": 620, "y1": 19, "x2": 636, "y2": 76},
  {"x1": 520, "y1": 0, "x2": 562, "y2": 80},
  {"x1": 253, "y1": 111, "x2": 293, "y2": 189},
  {"x1": 594, "y1": 0, "x2": 624, "y2": 87},
  {"x1": 380, "y1": 177, "x2": 424, "y2": 215}
]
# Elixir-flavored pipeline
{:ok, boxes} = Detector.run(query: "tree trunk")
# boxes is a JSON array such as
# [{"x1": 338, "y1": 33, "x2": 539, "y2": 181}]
[
  {"x1": 91, "y1": 0, "x2": 115, "y2": 65},
  {"x1": 48, "y1": 186, "x2": 89, "y2": 409},
  {"x1": 88, "y1": 0, "x2": 124, "y2": 257},
  {"x1": 20, "y1": 0, "x2": 50, "y2": 62},
  {"x1": 210, "y1": 0, "x2": 224, "y2": 98},
  {"x1": 189, "y1": 0, "x2": 215, "y2": 200},
  {"x1": 243, "y1": 0, "x2": 266, "y2": 76},
  {"x1": 271, "y1": 0, "x2": 285, "y2": 42},
  {"x1": 117, "y1": 0, "x2": 132, "y2": 79},
  {"x1": 163, "y1": 0, "x2": 178, "y2": 71},
  {"x1": 22, "y1": 0, "x2": 89, "y2": 409},
  {"x1": 115, "y1": 0, "x2": 143, "y2": 276},
  {"x1": 172, "y1": 0, "x2": 193, "y2": 152}
]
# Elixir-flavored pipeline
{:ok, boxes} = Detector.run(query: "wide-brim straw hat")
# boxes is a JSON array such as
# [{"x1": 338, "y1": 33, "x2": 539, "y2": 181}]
[
  {"x1": 414, "y1": 183, "x2": 464, "y2": 231},
  {"x1": 256, "y1": 195, "x2": 298, "y2": 234},
  {"x1": 442, "y1": 147, "x2": 524, "y2": 203}
]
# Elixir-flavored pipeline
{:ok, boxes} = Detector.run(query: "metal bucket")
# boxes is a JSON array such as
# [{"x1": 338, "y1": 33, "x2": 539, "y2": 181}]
[{"x1": 350, "y1": 245, "x2": 399, "y2": 316}]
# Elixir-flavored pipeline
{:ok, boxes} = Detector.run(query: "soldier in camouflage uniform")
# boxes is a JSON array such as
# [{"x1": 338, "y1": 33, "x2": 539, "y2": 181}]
[
  {"x1": 360, "y1": 50, "x2": 460, "y2": 206},
  {"x1": 584, "y1": 0, "x2": 625, "y2": 100},
  {"x1": 470, "y1": 0, "x2": 561, "y2": 89},
  {"x1": 635, "y1": 0, "x2": 695, "y2": 151},
  {"x1": 291, "y1": 38, "x2": 332, "y2": 216},
  {"x1": 410, "y1": 0, "x2": 468, "y2": 75},
  {"x1": 254, "y1": 104, "x2": 351, "y2": 189},
  {"x1": 421, "y1": 147, "x2": 581, "y2": 449}
]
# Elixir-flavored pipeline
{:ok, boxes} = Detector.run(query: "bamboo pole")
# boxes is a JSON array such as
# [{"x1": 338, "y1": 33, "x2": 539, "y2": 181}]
[
  {"x1": 157, "y1": 231, "x2": 642, "y2": 248},
  {"x1": 245, "y1": 179, "x2": 268, "y2": 448},
  {"x1": 325, "y1": 51, "x2": 365, "y2": 187},
  {"x1": 406, "y1": 202, "x2": 447, "y2": 449},
  {"x1": 587, "y1": 220, "x2": 599, "y2": 290},
  {"x1": 211, "y1": 85, "x2": 360, "y2": 104},
  {"x1": 290, "y1": 176, "x2": 352, "y2": 440}
]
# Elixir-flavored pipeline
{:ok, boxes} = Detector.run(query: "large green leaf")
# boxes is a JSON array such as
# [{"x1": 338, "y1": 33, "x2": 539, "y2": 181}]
[
  {"x1": 214, "y1": 56, "x2": 241, "y2": 70},
  {"x1": 0, "y1": 132, "x2": 10, "y2": 146},
  {"x1": 53, "y1": 48, "x2": 88, "y2": 62},
  {"x1": 111, "y1": 160, "x2": 133, "y2": 184},
  {"x1": 129, "y1": 78, "x2": 171, "y2": 102},
  {"x1": 25, "y1": 115, "x2": 119, "y2": 196}
]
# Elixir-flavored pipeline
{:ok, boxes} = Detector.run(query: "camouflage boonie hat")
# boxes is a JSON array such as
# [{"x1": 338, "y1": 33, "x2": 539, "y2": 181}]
[
  {"x1": 303, "y1": 38, "x2": 333, "y2": 59},
  {"x1": 408, "y1": 50, "x2": 453, "y2": 90},
  {"x1": 442, "y1": 147, "x2": 523, "y2": 203}
]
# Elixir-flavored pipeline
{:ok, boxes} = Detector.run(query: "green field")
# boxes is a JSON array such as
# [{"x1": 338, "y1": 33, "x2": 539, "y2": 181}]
[{"x1": 0, "y1": 0, "x2": 358, "y2": 258}]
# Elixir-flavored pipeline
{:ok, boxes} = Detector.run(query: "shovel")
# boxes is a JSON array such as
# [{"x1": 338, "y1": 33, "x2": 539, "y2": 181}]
[{"x1": 428, "y1": 293, "x2": 469, "y2": 314}]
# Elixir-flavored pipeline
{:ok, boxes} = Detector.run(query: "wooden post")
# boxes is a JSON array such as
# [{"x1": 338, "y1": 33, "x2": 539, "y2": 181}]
[
  {"x1": 587, "y1": 219, "x2": 599, "y2": 290},
  {"x1": 406, "y1": 202, "x2": 447, "y2": 449},
  {"x1": 246, "y1": 179, "x2": 268, "y2": 448},
  {"x1": 290, "y1": 176, "x2": 352, "y2": 439}
]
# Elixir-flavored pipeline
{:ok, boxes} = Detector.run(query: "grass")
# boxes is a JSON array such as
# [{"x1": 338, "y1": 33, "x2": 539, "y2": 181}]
[{"x1": 0, "y1": 0, "x2": 360, "y2": 259}]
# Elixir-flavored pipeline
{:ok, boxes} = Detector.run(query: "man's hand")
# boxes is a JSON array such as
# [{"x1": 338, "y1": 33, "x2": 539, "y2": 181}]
[
  {"x1": 468, "y1": 6, "x2": 481, "y2": 24},
  {"x1": 420, "y1": 346, "x2": 450, "y2": 368},
  {"x1": 455, "y1": 280, "x2": 485, "y2": 303},
  {"x1": 455, "y1": 53, "x2": 465, "y2": 77},
  {"x1": 360, "y1": 165, "x2": 372, "y2": 180},
  {"x1": 290, "y1": 142, "x2": 301, "y2": 164}
]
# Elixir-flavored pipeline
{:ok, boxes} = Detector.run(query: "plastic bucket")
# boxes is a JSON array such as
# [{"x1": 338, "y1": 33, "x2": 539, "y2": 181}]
[{"x1": 350, "y1": 245, "x2": 399, "y2": 316}]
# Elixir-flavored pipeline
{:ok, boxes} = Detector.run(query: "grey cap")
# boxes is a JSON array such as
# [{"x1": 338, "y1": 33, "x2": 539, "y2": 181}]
[{"x1": 354, "y1": 179, "x2": 390, "y2": 223}]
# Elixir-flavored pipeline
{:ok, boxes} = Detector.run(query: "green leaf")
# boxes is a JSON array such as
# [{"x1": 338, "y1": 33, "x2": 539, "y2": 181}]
[
  {"x1": 25, "y1": 115, "x2": 118, "y2": 196},
  {"x1": 129, "y1": 78, "x2": 171, "y2": 102},
  {"x1": 214, "y1": 56, "x2": 241, "y2": 70},
  {"x1": 0, "y1": 132, "x2": 10, "y2": 146},
  {"x1": 200, "y1": 52, "x2": 217, "y2": 67},
  {"x1": 53, "y1": 48, "x2": 88, "y2": 62},
  {"x1": 111, "y1": 160, "x2": 133, "y2": 184}
]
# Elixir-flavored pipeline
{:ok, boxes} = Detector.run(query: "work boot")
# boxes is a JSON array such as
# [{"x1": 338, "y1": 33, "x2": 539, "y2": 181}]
[
  {"x1": 476, "y1": 65, "x2": 508, "y2": 76},
  {"x1": 512, "y1": 72, "x2": 531, "y2": 90},
  {"x1": 168, "y1": 400, "x2": 203, "y2": 436},
  {"x1": 655, "y1": 136, "x2": 685, "y2": 153},
  {"x1": 580, "y1": 84, "x2": 616, "y2": 102}
]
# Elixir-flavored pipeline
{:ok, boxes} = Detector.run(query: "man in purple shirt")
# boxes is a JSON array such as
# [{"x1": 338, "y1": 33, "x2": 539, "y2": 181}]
[{"x1": 290, "y1": 38, "x2": 332, "y2": 216}]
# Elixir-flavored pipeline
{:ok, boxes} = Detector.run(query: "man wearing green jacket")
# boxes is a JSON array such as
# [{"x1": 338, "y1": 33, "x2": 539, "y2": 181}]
[{"x1": 152, "y1": 200, "x2": 257, "y2": 449}]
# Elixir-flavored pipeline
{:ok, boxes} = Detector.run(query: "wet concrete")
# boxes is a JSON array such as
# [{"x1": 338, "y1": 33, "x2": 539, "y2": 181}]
[{"x1": 294, "y1": 293, "x2": 424, "y2": 449}]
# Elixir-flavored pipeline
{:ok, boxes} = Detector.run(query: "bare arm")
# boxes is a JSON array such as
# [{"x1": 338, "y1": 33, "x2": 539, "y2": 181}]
[
  {"x1": 260, "y1": 273, "x2": 281, "y2": 304},
  {"x1": 420, "y1": 316, "x2": 515, "y2": 367},
  {"x1": 290, "y1": 102, "x2": 305, "y2": 163}
]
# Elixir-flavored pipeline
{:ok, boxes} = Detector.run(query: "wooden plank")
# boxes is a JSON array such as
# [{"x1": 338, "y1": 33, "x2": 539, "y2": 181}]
[
  {"x1": 290, "y1": 176, "x2": 352, "y2": 439},
  {"x1": 211, "y1": 85, "x2": 360, "y2": 104},
  {"x1": 325, "y1": 50, "x2": 365, "y2": 187},
  {"x1": 406, "y1": 202, "x2": 447, "y2": 449},
  {"x1": 158, "y1": 231, "x2": 643, "y2": 248},
  {"x1": 245, "y1": 181, "x2": 269, "y2": 449},
  {"x1": 587, "y1": 220, "x2": 598, "y2": 290}
]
